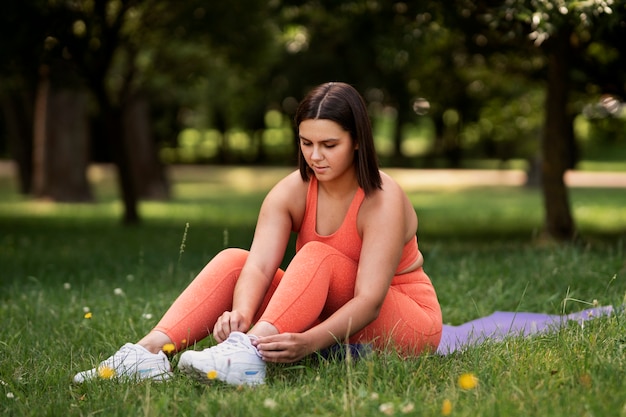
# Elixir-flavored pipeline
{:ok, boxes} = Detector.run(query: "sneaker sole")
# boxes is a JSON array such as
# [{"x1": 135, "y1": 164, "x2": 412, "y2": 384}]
[
  {"x1": 73, "y1": 368, "x2": 173, "y2": 383},
  {"x1": 178, "y1": 361, "x2": 264, "y2": 386}
]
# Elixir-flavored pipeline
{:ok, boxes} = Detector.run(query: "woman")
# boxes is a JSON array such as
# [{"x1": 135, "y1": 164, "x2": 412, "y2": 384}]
[{"x1": 74, "y1": 82, "x2": 442, "y2": 386}]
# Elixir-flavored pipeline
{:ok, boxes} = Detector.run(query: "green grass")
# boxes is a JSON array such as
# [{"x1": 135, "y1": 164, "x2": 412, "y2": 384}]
[{"x1": 1, "y1": 166, "x2": 626, "y2": 416}]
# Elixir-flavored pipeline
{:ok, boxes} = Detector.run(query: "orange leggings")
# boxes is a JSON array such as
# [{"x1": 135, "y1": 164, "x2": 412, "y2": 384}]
[{"x1": 154, "y1": 241, "x2": 442, "y2": 355}]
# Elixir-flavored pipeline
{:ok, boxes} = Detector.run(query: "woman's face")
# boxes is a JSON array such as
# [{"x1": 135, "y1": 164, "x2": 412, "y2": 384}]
[{"x1": 298, "y1": 119, "x2": 357, "y2": 181}]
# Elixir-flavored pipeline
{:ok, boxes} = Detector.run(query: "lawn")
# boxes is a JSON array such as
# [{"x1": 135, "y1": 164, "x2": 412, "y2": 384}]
[{"x1": 1, "y1": 165, "x2": 625, "y2": 416}]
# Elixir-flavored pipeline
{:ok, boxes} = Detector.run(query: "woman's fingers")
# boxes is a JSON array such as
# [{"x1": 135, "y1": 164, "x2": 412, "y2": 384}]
[
  {"x1": 254, "y1": 333, "x2": 310, "y2": 363},
  {"x1": 214, "y1": 311, "x2": 249, "y2": 342}
]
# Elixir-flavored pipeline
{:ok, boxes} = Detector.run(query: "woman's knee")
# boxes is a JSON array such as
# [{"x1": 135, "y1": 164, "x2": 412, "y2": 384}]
[
  {"x1": 212, "y1": 247, "x2": 249, "y2": 263},
  {"x1": 197, "y1": 248, "x2": 249, "y2": 275}
]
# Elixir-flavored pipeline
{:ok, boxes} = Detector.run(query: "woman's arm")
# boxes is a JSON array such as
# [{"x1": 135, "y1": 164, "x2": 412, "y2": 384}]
[
  {"x1": 256, "y1": 179, "x2": 411, "y2": 361},
  {"x1": 213, "y1": 172, "x2": 305, "y2": 342}
]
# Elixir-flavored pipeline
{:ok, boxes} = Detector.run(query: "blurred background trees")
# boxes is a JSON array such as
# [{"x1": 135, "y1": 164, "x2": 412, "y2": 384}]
[{"x1": 0, "y1": 0, "x2": 624, "y2": 237}]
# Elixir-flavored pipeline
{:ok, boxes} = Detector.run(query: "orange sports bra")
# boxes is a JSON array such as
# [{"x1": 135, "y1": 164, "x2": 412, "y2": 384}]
[{"x1": 295, "y1": 177, "x2": 419, "y2": 274}]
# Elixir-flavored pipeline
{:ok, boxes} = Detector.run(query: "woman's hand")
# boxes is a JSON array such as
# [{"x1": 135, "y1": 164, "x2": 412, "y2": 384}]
[
  {"x1": 252, "y1": 333, "x2": 313, "y2": 363},
  {"x1": 213, "y1": 311, "x2": 250, "y2": 343}
]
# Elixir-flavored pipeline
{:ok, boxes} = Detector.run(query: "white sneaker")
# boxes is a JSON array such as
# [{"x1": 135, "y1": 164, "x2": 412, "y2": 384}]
[
  {"x1": 178, "y1": 332, "x2": 265, "y2": 386},
  {"x1": 73, "y1": 343, "x2": 172, "y2": 383}
]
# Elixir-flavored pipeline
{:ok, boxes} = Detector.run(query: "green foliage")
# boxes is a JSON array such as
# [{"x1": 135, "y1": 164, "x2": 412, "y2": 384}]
[
  {"x1": 1, "y1": 167, "x2": 626, "y2": 415},
  {"x1": 2, "y1": 0, "x2": 626, "y2": 166},
  {"x1": 504, "y1": 0, "x2": 619, "y2": 44},
  {"x1": 161, "y1": 111, "x2": 296, "y2": 164}
]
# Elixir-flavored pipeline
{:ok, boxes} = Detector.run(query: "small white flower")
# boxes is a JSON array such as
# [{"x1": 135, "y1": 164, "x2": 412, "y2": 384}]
[
  {"x1": 7, "y1": 392, "x2": 15, "y2": 399},
  {"x1": 63, "y1": 282, "x2": 71, "y2": 290},
  {"x1": 113, "y1": 288, "x2": 124, "y2": 296},
  {"x1": 142, "y1": 313, "x2": 153, "y2": 320},
  {"x1": 83, "y1": 306, "x2": 90, "y2": 313},
  {"x1": 263, "y1": 398, "x2": 278, "y2": 410},
  {"x1": 379, "y1": 402, "x2": 394, "y2": 415}
]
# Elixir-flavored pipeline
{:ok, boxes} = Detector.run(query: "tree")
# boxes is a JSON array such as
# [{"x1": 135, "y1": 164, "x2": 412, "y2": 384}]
[
  {"x1": 3, "y1": 0, "x2": 277, "y2": 222},
  {"x1": 451, "y1": 0, "x2": 625, "y2": 240},
  {"x1": 0, "y1": 1, "x2": 47, "y2": 194},
  {"x1": 62, "y1": 0, "x2": 279, "y2": 221},
  {"x1": 32, "y1": 64, "x2": 92, "y2": 201},
  {"x1": 517, "y1": 1, "x2": 624, "y2": 240}
]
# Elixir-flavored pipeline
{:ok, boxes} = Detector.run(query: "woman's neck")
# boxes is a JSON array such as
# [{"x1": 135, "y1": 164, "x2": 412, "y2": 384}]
[{"x1": 316, "y1": 170, "x2": 359, "y2": 200}]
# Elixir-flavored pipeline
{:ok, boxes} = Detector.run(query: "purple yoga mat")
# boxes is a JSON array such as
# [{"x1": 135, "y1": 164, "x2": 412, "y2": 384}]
[{"x1": 437, "y1": 306, "x2": 614, "y2": 355}]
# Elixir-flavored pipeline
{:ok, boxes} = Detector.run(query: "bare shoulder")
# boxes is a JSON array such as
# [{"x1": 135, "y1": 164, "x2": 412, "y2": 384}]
[
  {"x1": 380, "y1": 171, "x2": 406, "y2": 196},
  {"x1": 267, "y1": 170, "x2": 308, "y2": 199},
  {"x1": 358, "y1": 171, "x2": 417, "y2": 238},
  {"x1": 263, "y1": 170, "x2": 309, "y2": 230},
  {"x1": 365, "y1": 171, "x2": 407, "y2": 207}
]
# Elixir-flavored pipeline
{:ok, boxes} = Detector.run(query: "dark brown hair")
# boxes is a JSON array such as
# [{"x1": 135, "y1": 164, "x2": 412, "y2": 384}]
[{"x1": 294, "y1": 82, "x2": 382, "y2": 195}]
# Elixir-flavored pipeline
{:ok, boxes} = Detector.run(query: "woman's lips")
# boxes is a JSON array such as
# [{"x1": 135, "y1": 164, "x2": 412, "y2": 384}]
[{"x1": 311, "y1": 165, "x2": 328, "y2": 174}]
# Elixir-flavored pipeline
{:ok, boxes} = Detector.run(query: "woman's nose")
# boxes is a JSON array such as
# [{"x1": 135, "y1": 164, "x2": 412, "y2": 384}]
[{"x1": 311, "y1": 146, "x2": 322, "y2": 160}]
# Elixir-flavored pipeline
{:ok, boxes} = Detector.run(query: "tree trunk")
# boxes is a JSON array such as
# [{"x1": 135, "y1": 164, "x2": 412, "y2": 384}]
[
  {"x1": 32, "y1": 66, "x2": 92, "y2": 202},
  {"x1": 123, "y1": 93, "x2": 170, "y2": 200},
  {"x1": 104, "y1": 103, "x2": 140, "y2": 224},
  {"x1": 1, "y1": 91, "x2": 34, "y2": 194},
  {"x1": 540, "y1": 28, "x2": 575, "y2": 240}
]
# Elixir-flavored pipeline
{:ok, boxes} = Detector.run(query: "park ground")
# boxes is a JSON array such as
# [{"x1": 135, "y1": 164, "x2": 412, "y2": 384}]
[
  {"x1": 1, "y1": 160, "x2": 626, "y2": 417},
  {"x1": 1, "y1": 160, "x2": 625, "y2": 193}
]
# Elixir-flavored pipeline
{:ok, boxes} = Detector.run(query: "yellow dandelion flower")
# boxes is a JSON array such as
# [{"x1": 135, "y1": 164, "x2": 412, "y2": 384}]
[
  {"x1": 98, "y1": 366, "x2": 116, "y2": 379},
  {"x1": 441, "y1": 399, "x2": 453, "y2": 416},
  {"x1": 207, "y1": 370, "x2": 218, "y2": 380},
  {"x1": 162, "y1": 343, "x2": 176, "y2": 355},
  {"x1": 458, "y1": 373, "x2": 479, "y2": 390},
  {"x1": 181, "y1": 339, "x2": 187, "y2": 346},
  {"x1": 84, "y1": 312, "x2": 93, "y2": 319}
]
